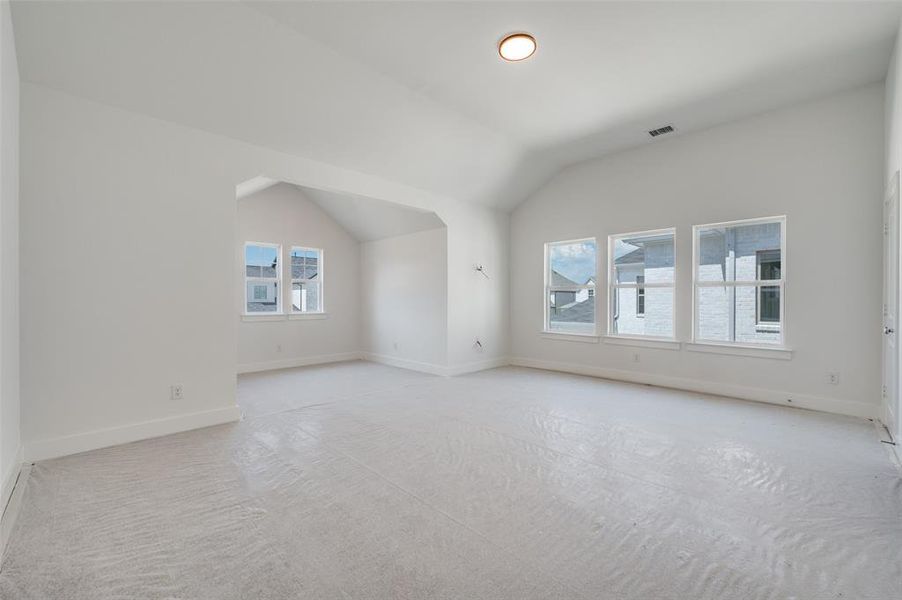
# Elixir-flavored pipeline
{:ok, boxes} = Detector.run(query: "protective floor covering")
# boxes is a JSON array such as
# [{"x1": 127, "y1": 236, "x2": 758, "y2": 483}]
[{"x1": 1, "y1": 361, "x2": 900, "y2": 599}]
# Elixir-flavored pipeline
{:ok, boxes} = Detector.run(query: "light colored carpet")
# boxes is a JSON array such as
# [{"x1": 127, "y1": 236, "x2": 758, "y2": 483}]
[{"x1": 1, "y1": 361, "x2": 900, "y2": 599}]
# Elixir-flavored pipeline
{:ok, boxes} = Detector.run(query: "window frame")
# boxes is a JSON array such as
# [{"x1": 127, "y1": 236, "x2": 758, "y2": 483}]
[
  {"x1": 755, "y1": 249, "x2": 781, "y2": 328},
  {"x1": 691, "y1": 215, "x2": 786, "y2": 347},
  {"x1": 607, "y1": 228, "x2": 676, "y2": 341},
  {"x1": 290, "y1": 246, "x2": 325, "y2": 314},
  {"x1": 543, "y1": 237, "x2": 598, "y2": 336},
  {"x1": 636, "y1": 275, "x2": 646, "y2": 317},
  {"x1": 244, "y1": 241, "x2": 282, "y2": 315}
]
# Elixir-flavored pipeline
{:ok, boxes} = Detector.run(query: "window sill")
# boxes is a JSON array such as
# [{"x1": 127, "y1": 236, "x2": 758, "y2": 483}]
[
  {"x1": 685, "y1": 342, "x2": 792, "y2": 360},
  {"x1": 288, "y1": 312, "x2": 328, "y2": 320},
  {"x1": 241, "y1": 312, "x2": 329, "y2": 322},
  {"x1": 241, "y1": 313, "x2": 285, "y2": 322},
  {"x1": 603, "y1": 335, "x2": 681, "y2": 350},
  {"x1": 540, "y1": 331, "x2": 600, "y2": 344}
]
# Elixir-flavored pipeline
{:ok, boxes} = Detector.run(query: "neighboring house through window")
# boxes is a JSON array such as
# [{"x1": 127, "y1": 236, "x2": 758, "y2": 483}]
[
  {"x1": 545, "y1": 238, "x2": 597, "y2": 334},
  {"x1": 608, "y1": 229, "x2": 675, "y2": 338},
  {"x1": 245, "y1": 242, "x2": 281, "y2": 313},
  {"x1": 693, "y1": 216, "x2": 785, "y2": 345},
  {"x1": 291, "y1": 247, "x2": 323, "y2": 313}
]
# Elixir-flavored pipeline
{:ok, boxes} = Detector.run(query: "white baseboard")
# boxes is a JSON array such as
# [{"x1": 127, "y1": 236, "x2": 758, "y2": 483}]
[
  {"x1": 238, "y1": 351, "x2": 362, "y2": 374},
  {"x1": 362, "y1": 352, "x2": 448, "y2": 376},
  {"x1": 509, "y1": 357, "x2": 878, "y2": 419},
  {"x1": 883, "y1": 399, "x2": 898, "y2": 440},
  {"x1": 363, "y1": 353, "x2": 510, "y2": 377},
  {"x1": 446, "y1": 357, "x2": 510, "y2": 376},
  {"x1": 24, "y1": 405, "x2": 242, "y2": 463},
  {"x1": 1, "y1": 444, "x2": 23, "y2": 517},
  {"x1": 1, "y1": 460, "x2": 29, "y2": 564}
]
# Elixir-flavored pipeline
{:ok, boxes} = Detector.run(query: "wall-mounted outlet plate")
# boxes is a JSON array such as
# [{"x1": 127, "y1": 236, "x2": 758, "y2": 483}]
[
  {"x1": 170, "y1": 385, "x2": 184, "y2": 400},
  {"x1": 826, "y1": 372, "x2": 840, "y2": 385}
]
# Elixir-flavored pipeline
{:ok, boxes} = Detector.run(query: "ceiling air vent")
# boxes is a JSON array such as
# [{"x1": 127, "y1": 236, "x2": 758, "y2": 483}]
[{"x1": 648, "y1": 125, "x2": 675, "y2": 138}]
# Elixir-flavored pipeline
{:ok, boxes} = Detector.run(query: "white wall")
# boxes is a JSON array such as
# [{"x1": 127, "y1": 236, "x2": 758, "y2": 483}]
[
  {"x1": 885, "y1": 22, "x2": 902, "y2": 438},
  {"x1": 362, "y1": 228, "x2": 447, "y2": 372},
  {"x1": 511, "y1": 84, "x2": 884, "y2": 418},
  {"x1": 444, "y1": 205, "x2": 510, "y2": 374},
  {"x1": 238, "y1": 183, "x2": 359, "y2": 371},
  {"x1": 0, "y1": 0, "x2": 20, "y2": 511},
  {"x1": 20, "y1": 83, "x2": 511, "y2": 460},
  {"x1": 887, "y1": 25, "x2": 902, "y2": 187}
]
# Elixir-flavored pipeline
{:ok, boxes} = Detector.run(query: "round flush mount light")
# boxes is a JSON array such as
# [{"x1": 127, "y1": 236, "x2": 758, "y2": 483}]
[{"x1": 498, "y1": 33, "x2": 536, "y2": 62}]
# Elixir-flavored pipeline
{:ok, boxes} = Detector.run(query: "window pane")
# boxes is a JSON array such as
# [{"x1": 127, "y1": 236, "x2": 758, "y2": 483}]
[
  {"x1": 759, "y1": 286, "x2": 780, "y2": 323},
  {"x1": 291, "y1": 248, "x2": 321, "y2": 280},
  {"x1": 612, "y1": 232, "x2": 674, "y2": 284},
  {"x1": 696, "y1": 284, "x2": 781, "y2": 344},
  {"x1": 548, "y1": 290, "x2": 595, "y2": 334},
  {"x1": 246, "y1": 244, "x2": 277, "y2": 267},
  {"x1": 549, "y1": 240, "x2": 596, "y2": 288},
  {"x1": 292, "y1": 281, "x2": 320, "y2": 312},
  {"x1": 291, "y1": 250, "x2": 304, "y2": 279},
  {"x1": 612, "y1": 286, "x2": 672, "y2": 337},
  {"x1": 757, "y1": 249, "x2": 781, "y2": 281},
  {"x1": 246, "y1": 244, "x2": 278, "y2": 278},
  {"x1": 698, "y1": 221, "x2": 781, "y2": 283},
  {"x1": 246, "y1": 281, "x2": 278, "y2": 313},
  {"x1": 305, "y1": 257, "x2": 319, "y2": 280}
]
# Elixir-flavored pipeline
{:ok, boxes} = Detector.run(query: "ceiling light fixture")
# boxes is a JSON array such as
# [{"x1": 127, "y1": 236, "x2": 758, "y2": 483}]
[{"x1": 498, "y1": 33, "x2": 536, "y2": 62}]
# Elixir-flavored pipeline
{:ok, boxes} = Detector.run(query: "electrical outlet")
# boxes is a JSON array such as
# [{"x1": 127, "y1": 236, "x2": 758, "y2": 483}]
[
  {"x1": 632, "y1": 352, "x2": 640, "y2": 363},
  {"x1": 276, "y1": 344, "x2": 282, "y2": 353},
  {"x1": 170, "y1": 385, "x2": 184, "y2": 400},
  {"x1": 826, "y1": 372, "x2": 839, "y2": 385}
]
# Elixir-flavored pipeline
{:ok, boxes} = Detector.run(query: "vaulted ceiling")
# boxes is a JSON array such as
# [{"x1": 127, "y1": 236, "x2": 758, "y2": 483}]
[{"x1": 12, "y1": 1, "x2": 902, "y2": 210}]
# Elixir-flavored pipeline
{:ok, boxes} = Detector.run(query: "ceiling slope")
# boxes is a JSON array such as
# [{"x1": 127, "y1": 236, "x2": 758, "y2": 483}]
[
  {"x1": 12, "y1": 1, "x2": 902, "y2": 211},
  {"x1": 11, "y1": 1, "x2": 523, "y2": 208}
]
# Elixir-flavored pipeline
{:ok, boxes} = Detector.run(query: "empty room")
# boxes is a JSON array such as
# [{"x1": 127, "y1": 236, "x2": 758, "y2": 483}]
[{"x1": 0, "y1": 1, "x2": 900, "y2": 598}]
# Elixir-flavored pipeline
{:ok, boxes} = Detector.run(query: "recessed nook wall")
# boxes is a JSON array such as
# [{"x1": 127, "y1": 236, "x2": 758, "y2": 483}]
[{"x1": 237, "y1": 183, "x2": 360, "y2": 372}]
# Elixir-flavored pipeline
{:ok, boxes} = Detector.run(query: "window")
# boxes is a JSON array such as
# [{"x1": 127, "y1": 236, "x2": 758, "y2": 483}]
[
  {"x1": 545, "y1": 239, "x2": 596, "y2": 334},
  {"x1": 608, "y1": 229, "x2": 675, "y2": 338},
  {"x1": 693, "y1": 216, "x2": 785, "y2": 346},
  {"x1": 636, "y1": 275, "x2": 645, "y2": 316},
  {"x1": 756, "y1": 250, "x2": 780, "y2": 325},
  {"x1": 291, "y1": 247, "x2": 322, "y2": 313},
  {"x1": 245, "y1": 243, "x2": 281, "y2": 313}
]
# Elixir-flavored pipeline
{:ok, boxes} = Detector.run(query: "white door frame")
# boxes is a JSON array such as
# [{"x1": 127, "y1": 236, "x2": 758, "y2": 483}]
[{"x1": 883, "y1": 170, "x2": 901, "y2": 441}]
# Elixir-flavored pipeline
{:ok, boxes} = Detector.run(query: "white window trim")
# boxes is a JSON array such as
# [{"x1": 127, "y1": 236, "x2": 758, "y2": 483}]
[
  {"x1": 602, "y1": 335, "x2": 681, "y2": 350},
  {"x1": 544, "y1": 237, "x2": 598, "y2": 336},
  {"x1": 685, "y1": 341, "x2": 792, "y2": 360},
  {"x1": 241, "y1": 314, "x2": 286, "y2": 323},
  {"x1": 691, "y1": 215, "x2": 787, "y2": 349},
  {"x1": 541, "y1": 331, "x2": 600, "y2": 343},
  {"x1": 290, "y1": 246, "x2": 325, "y2": 314},
  {"x1": 288, "y1": 312, "x2": 328, "y2": 321},
  {"x1": 607, "y1": 228, "x2": 676, "y2": 340},
  {"x1": 755, "y1": 249, "x2": 781, "y2": 327},
  {"x1": 243, "y1": 241, "x2": 282, "y2": 316}
]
